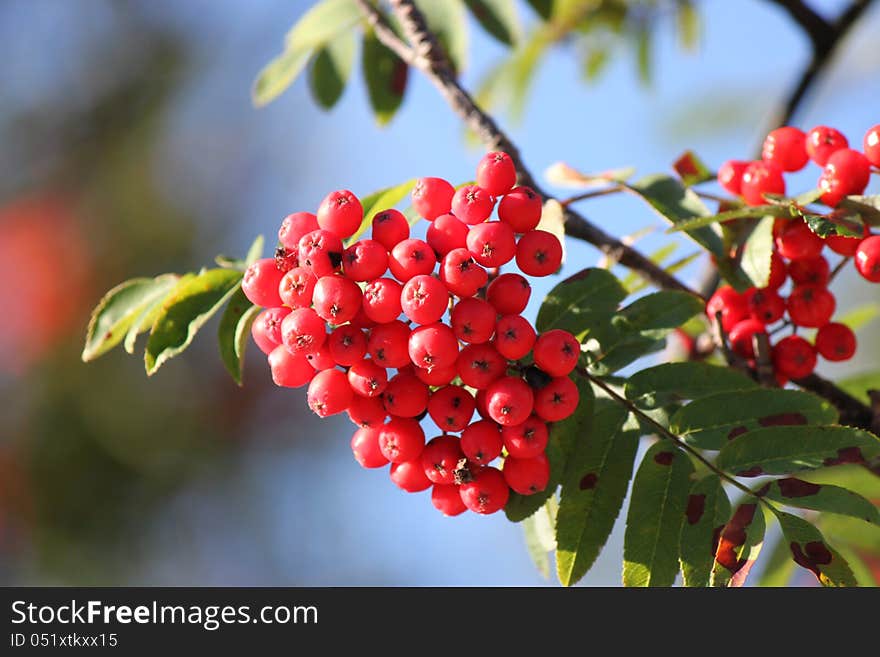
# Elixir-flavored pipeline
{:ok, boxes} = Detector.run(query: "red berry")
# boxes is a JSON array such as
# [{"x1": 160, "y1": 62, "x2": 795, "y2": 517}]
[
  {"x1": 476, "y1": 151, "x2": 517, "y2": 197},
  {"x1": 456, "y1": 343, "x2": 506, "y2": 389},
  {"x1": 351, "y1": 427, "x2": 388, "y2": 468},
  {"x1": 408, "y1": 323, "x2": 460, "y2": 371},
  {"x1": 460, "y1": 420, "x2": 503, "y2": 465},
  {"x1": 775, "y1": 220, "x2": 824, "y2": 260},
  {"x1": 278, "y1": 267, "x2": 317, "y2": 309},
  {"x1": 451, "y1": 185, "x2": 496, "y2": 225},
  {"x1": 342, "y1": 239, "x2": 388, "y2": 281},
  {"x1": 503, "y1": 453, "x2": 550, "y2": 496},
  {"x1": 762, "y1": 126, "x2": 808, "y2": 172},
  {"x1": 767, "y1": 252, "x2": 788, "y2": 289},
  {"x1": 826, "y1": 222, "x2": 868, "y2": 256},
  {"x1": 267, "y1": 345, "x2": 314, "y2": 388},
  {"x1": 414, "y1": 363, "x2": 457, "y2": 386},
  {"x1": 401, "y1": 274, "x2": 449, "y2": 325},
  {"x1": 494, "y1": 314, "x2": 536, "y2": 360},
  {"x1": 306, "y1": 348, "x2": 335, "y2": 371},
  {"x1": 347, "y1": 394, "x2": 387, "y2": 428},
  {"x1": 312, "y1": 275, "x2": 363, "y2": 325},
  {"x1": 824, "y1": 148, "x2": 871, "y2": 197},
  {"x1": 533, "y1": 376, "x2": 579, "y2": 422},
  {"x1": 787, "y1": 255, "x2": 830, "y2": 286},
  {"x1": 498, "y1": 186, "x2": 542, "y2": 232},
  {"x1": 864, "y1": 124, "x2": 880, "y2": 167},
  {"x1": 706, "y1": 285, "x2": 749, "y2": 332},
  {"x1": 281, "y1": 307, "x2": 326, "y2": 355},
  {"x1": 466, "y1": 221, "x2": 517, "y2": 268},
  {"x1": 390, "y1": 459, "x2": 433, "y2": 492},
  {"x1": 516, "y1": 230, "x2": 562, "y2": 277},
  {"x1": 347, "y1": 358, "x2": 388, "y2": 397},
  {"x1": 350, "y1": 307, "x2": 377, "y2": 330},
  {"x1": 806, "y1": 125, "x2": 848, "y2": 166},
  {"x1": 307, "y1": 369, "x2": 353, "y2": 417},
  {"x1": 818, "y1": 170, "x2": 846, "y2": 208},
  {"x1": 745, "y1": 287, "x2": 786, "y2": 324},
  {"x1": 298, "y1": 229, "x2": 343, "y2": 278},
  {"x1": 428, "y1": 385, "x2": 476, "y2": 432},
  {"x1": 485, "y1": 376, "x2": 535, "y2": 426},
  {"x1": 383, "y1": 372, "x2": 430, "y2": 418},
  {"x1": 431, "y1": 484, "x2": 467, "y2": 516},
  {"x1": 389, "y1": 238, "x2": 437, "y2": 282},
  {"x1": 815, "y1": 322, "x2": 856, "y2": 361},
  {"x1": 459, "y1": 467, "x2": 509, "y2": 514},
  {"x1": 379, "y1": 417, "x2": 425, "y2": 463},
  {"x1": 855, "y1": 235, "x2": 880, "y2": 282},
  {"x1": 501, "y1": 415, "x2": 548, "y2": 459},
  {"x1": 450, "y1": 297, "x2": 496, "y2": 344},
  {"x1": 371, "y1": 209, "x2": 410, "y2": 250},
  {"x1": 317, "y1": 189, "x2": 363, "y2": 239},
  {"x1": 421, "y1": 435, "x2": 465, "y2": 485},
  {"x1": 772, "y1": 335, "x2": 817, "y2": 379},
  {"x1": 328, "y1": 325, "x2": 367, "y2": 366},
  {"x1": 474, "y1": 389, "x2": 490, "y2": 419},
  {"x1": 728, "y1": 318, "x2": 767, "y2": 359},
  {"x1": 278, "y1": 211, "x2": 319, "y2": 250},
  {"x1": 412, "y1": 177, "x2": 455, "y2": 221},
  {"x1": 440, "y1": 248, "x2": 489, "y2": 297},
  {"x1": 362, "y1": 277, "x2": 403, "y2": 324},
  {"x1": 486, "y1": 273, "x2": 531, "y2": 315},
  {"x1": 427, "y1": 213, "x2": 469, "y2": 257},
  {"x1": 717, "y1": 160, "x2": 748, "y2": 195},
  {"x1": 367, "y1": 320, "x2": 411, "y2": 368},
  {"x1": 787, "y1": 284, "x2": 836, "y2": 328},
  {"x1": 252, "y1": 306, "x2": 290, "y2": 354},
  {"x1": 533, "y1": 329, "x2": 580, "y2": 377},
  {"x1": 741, "y1": 160, "x2": 785, "y2": 206},
  {"x1": 242, "y1": 258, "x2": 285, "y2": 308}
]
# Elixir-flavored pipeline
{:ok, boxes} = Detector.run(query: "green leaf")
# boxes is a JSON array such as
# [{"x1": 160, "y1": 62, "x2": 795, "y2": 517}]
[
  {"x1": 625, "y1": 362, "x2": 757, "y2": 410},
  {"x1": 505, "y1": 375, "x2": 595, "y2": 521},
  {"x1": 837, "y1": 371, "x2": 880, "y2": 405},
  {"x1": 615, "y1": 290, "x2": 703, "y2": 337},
  {"x1": 82, "y1": 274, "x2": 180, "y2": 362},
  {"x1": 535, "y1": 268, "x2": 627, "y2": 338},
  {"x1": 464, "y1": 0, "x2": 520, "y2": 45},
  {"x1": 836, "y1": 303, "x2": 880, "y2": 332},
  {"x1": 123, "y1": 274, "x2": 195, "y2": 354},
  {"x1": 676, "y1": 0, "x2": 700, "y2": 51},
  {"x1": 347, "y1": 179, "x2": 416, "y2": 245},
  {"x1": 217, "y1": 286, "x2": 260, "y2": 386},
  {"x1": 362, "y1": 29, "x2": 409, "y2": 126},
  {"x1": 666, "y1": 204, "x2": 790, "y2": 233},
  {"x1": 415, "y1": 0, "x2": 469, "y2": 73},
  {"x1": 582, "y1": 47, "x2": 609, "y2": 81},
  {"x1": 679, "y1": 475, "x2": 730, "y2": 587},
  {"x1": 525, "y1": 0, "x2": 552, "y2": 20},
  {"x1": 670, "y1": 388, "x2": 838, "y2": 450},
  {"x1": 740, "y1": 215, "x2": 775, "y2": 288},
  {"x1": 144, "y1": 269, "x2": 243, "y2": 376},
  {"x1": 839, "y1": 194, "x2": 880, "y2": 227},
  {"x1": 756, "y1": 536, "x2": 797, "y2": 587},
  {"x1": 284, "y1": 0, "x2": 359, "y2": 50},
  {"x1": 556, "y1": 400, "x2": 636, "y2": 586},
  {"x1": 522, "y1": 498, "x2": 557, "y2": 579},
  {"x1": 759, "y1": 478, "x2": 880, "y2": 527},
  {"x1": 245, "y1": 235, "x2": 265, "y2": 266},
  {"x1": 716, "y1": 425, "x2": 880, "y2": 477},
  {"x1": 802, "y1": 212, "x2": 863, "y2": 238},
  {"x1": 252, "y1": 48, "x2": 313, "y2": 107},
  {"x1": 309, "y1": 30, "x2": 356, "y2": 109},
  {"x1": 710, "y1": 498, "x2": 765, "y2": 587},
  {"x1": 672, "y1": 150, "x2": 711, "y2": 187},
  {"x1": 772, "y1": 510, "x2": 857, "y2": 586},
  {"x1": 623, "y1": 443, "x2": 695, "y2": 587}
]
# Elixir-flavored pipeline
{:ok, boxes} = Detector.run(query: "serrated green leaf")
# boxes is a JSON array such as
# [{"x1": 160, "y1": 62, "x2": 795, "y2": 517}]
[
  {"x1": 252, "y1": 48, "x2": 312, "y2": 107},
  {"x1": 144, "y1": 269, "x2": 243, "y2": 376},
  {"x1": 522, "y1": 498, "x2": 556, "y2": 579},
  {"x1": 837, "y1": 371, "x2": 880, "y2": 405},
  {"x1": 625, "y1": 362, "x2": 757, "y2": 410},
  {"x1": 623, "y1": 442, "x2": 694, "y2": 587},
  {"x1": 670, "y1": 388, "x2": 838, "y2": 450},
  {"x1": 771, "y1": 510, "x2": 857, "y2": 586},
  {"x1": 535, "y1": 268, "x2": 627, "y2": 338},
  {"x1": 740, "y1": 215, "x2": 775, "y2": 288},
  {"x1": 464, "y1": 0, "x2": 520, "y2": 45},
  {"x1": 803, "y1": 212, "x2": 863, "y2": 238},
  {"x1": 836, "y1": 303, "x2": 880, "y2": 332},
  {"x1": 759, "y1": 478, "x2": 880, "y2": 527},
  {"x1": 309, "y1": 30, "x2": 356, "y2": 109},
  {"x1": 82, "y1": 274, "x2": 181, "y2": 362},
  {"x1": 505, "y1": 376, "x2": 595, "y2": 522},
  {"x1": 218, "y1": 286, "x2": 260, "y2": 386},
  {"x1": 415, "y1": 0, "x2": 469, "y2": 73},
  {"x1": 715, "y1": 425, "x2": 880, "y2": 477},
  {"x1": 710, "y1": 498, "x2": 765, "y2": 587},
  {"x1": 347, "y1": 179, "x2": 417, "y2": 246},
  {"x1": 756, "y1": 536, "x2": 797, "y2": 587},
  {"x1": 124, "y1": 274, "x2": 195, "y2": 354},
  {"x1": 615, "y1": 290, "x2": 703, "y2": 337},
  {"x1": 556, "y1": 400, "x2": 635, "y2": 586},
  {"x1": 362, "y1": 29, "x2": 408, "y2": 126},
  {"x1": 679, "y1": 475, "x2": 730, "y2": 587}
]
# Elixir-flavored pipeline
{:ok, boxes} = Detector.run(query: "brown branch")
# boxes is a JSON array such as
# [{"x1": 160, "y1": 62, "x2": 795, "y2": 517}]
[
  {"x1": 764, "y1": 0, "x2": 832, "y2": 50},
  {"x1": 794, "y1": 372, "x2": 874, "y2": 428}
]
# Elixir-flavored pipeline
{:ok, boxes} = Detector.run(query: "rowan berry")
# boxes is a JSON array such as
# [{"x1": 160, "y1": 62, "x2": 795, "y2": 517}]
[
  {"x1": 371, "y1": 209, "x2": 410, "y2": 250},
  {"x1": 767, "y1": 251, "x2": 788, "y2": 289},
  {"x1": 460, "y1": 420, "x2": 503, "y2": 465},
  {"x1": 706, "y1": 285, "x2": 748, "y2": 331},
  {"x1": 787, "y1": 284, "x2": 835, "y2": 328},
  {"x1": 503, "y1": 454, "x2": 550, "y2": 496},
  {"x1": 815, "y1": 322, "x2": 856, "y2": 361},
  {"x1": 431, "y1": 484, "x2": 467, "y2": 516},
  {"x1": 855, "y1": 235, "x2": 880, "y2": 282},
  {"x1": 486, "y1": 273, "x2": 531, "y2": 315},
  {"x1": 306, "y1": 348, "x2": 335, "y2": 371},
  {"x1": 307, "y1": 369, "x2": 353, "y2": 417},
  {"x1": 450, "y1": 297, "x2": 496, "y2": 344},
  {"x1": 412, "y1": 177, "x2": 455, "y2": 221},
  {"x1": 864, "y1": 124, "x2": 880, "y2": 167},
  {"x1": 806, "y1": 125, "x2": 848, "y2": 166},
  {"x1": 788, "y1": 255, "x2": 830, "y2": 286},
  {"x1": 278, "y1": 211, "x2": 319, "y2": 250},
  {"x1": 327, "y1": 325, "x2": 367, "y2": 366},
  {"x1": 379, "y1": 417, "x2": 426, "y2": 463},
  {"x1": 459, "y1": 467, "x2": 509, "y2": 514},
  {"x1": 389, "y1": 238, "x2": 437, "y2": 281},
  {"x1": 824, "y1": 148, "x2": 871, "y2": 197},
  {"x1": 401, "y1": 274, "x2": 449, "y2": 325},
  {"x1": 278, "y1": 267, "x2": 317, "y2": 309},
  {"x1": 428, "y1": 385, "x2": 476, "y2": 432},
  {"x1": 317, "y1": 189, "x2": 363, "y2": 239},
  {"x1": 717, "y1": 160, "x2": 748, "y2": 195},
  {"x1": 414, "y1": 363, "x2": 457, "y2": 386},
  {"x1": 533, "y1": 329, "x2": 580, "y2": 377},
  {"x1": 440, "y1": 248, "x2": 489, "y2": 297},
  {"x1": 408, "y1": 323, "x2": 460, "y2": 371},
  {"x1": 390, "y1": 459, "x2": 433, "y2": 492},
  {"x1": 772, "y1": 335, "x2": 817, "y2": 379},
  {"x1": 347, "y1": 394, "x2": 387, "y2": 428},
  {"x1": 281, "y1": 307, "x2": 326, "y2": 355},
  {"x1": 494, "y1": 314, "x2": 536, "y2": 361},
  {"x1": 367, "y1": 320, "x2": 411, "y2": 368},
  {"x1": 421, "y1": 435, "x2": 465, "y2": 485},
  {"x1": 456, "y1": 343, "x2": 507, "y2": 389},
  {"x1": 485, "y1": 376, "x2": 535, "y2": 426},
  {"x1": 342, "y1": 239, "x2": 388, "y2": 281},
  {"x1": 741, "y1": 161, "x2": 785, "y2": 206},
  {"x1": 267, "y1": 345, "x2": 314, "y2": 388},
  {"x1": 745, "y1": 287, "x2": 786, "y2": 324},
  {"x1": 362, "y1": 277, "x2": 403, "y2": 324},
  {"x1": 825, "y1": 222, "x2": 868, "y2": 256},
  {"x1": 762, "y1": 126, "x2": 808, "y2": 172},
  {"x1": 533, "y1": 376, "x2": 579, "y2": 422},
  {"x1": 515, "y1": 230, "x2": 562, "y2": 276},
  {"x1": 775, "y1": 220, "x2": 824, "y2": 260},
  {"x1": 383, "y1": 372, "x2": 430, "y2": 418},
  {"x1": 350, "y1": 427, "x2": 389, "y2": 469},
  {"x1": 501, "y1": 415, "x2": 548, "y2": 459},
  {"x1": 312, "y1": 275, "x2": 362, "y2": 325},
  {"x1": 252, "y1": 306, "x2": 290, "y2": 355},
  {"x1": 451, "y1": 184, "x2": 495, "y2": 225},
  {"x1": 243, "y1": 258, "x2": 285, "y2": 308},
  {"x1": 476, "y1": 151, "x2": 517, "y2": 197},
  {"x1": 728, "y1": 318, "x2": 767, "y2": 359},
  {"x1": 498, "y1": 186, "x2": 542, "y2": 233},
  {"x1": 298, "y1": 229, "x2": 343, "y2": 277},
  {"x1": 347, "y1": 358, "x2": 388, "y2": 397},
  {"x1": 426, "y1": 213, "x2": 469, "y2": 257}
]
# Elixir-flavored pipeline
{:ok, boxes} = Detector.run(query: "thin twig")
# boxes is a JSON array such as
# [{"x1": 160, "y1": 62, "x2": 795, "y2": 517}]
[
  {"x1": 829, "y1": 256, "x2": 850, "y2": 282},
  {"x1": 559, "y1": 185, "x2": 623, "y2": 207},
  {"x1": 753, "y1": 332, "x2": 777, "y2": 387}
]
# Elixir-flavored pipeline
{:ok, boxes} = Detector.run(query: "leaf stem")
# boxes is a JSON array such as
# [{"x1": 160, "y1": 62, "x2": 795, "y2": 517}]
[{"x1": 559, "y1": 185, "x2": 624, "y2": 206}]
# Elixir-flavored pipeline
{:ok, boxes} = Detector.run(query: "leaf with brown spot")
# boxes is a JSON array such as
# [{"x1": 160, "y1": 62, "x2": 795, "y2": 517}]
[
  {"x1": 772, "y1": 510, "x2": 857, "y2": 587},
  {"x1": 535, "y1": 267, "x2": 626, "y2": 338},
  {"x1": 761, "y1": 479, "x2": 880, "y2": 527},
  {"x1": 679, "y1": 476, "x2": 730, "y2": 587},
  {"x1": 710, "y1": 498, "x2": 765, "y2": 587},
  {"x1": 625, "y1": 362, "x2": 757, "y2": 410}
]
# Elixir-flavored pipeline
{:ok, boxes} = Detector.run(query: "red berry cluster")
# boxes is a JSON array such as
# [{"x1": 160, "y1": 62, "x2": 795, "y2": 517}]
[
  {"x1": 241, "y1": 152, "x2": 578, "y2": 516},
  {"x1": 710, "y1": 124, "x2": 880, "y2": 382}
]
